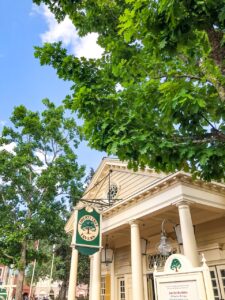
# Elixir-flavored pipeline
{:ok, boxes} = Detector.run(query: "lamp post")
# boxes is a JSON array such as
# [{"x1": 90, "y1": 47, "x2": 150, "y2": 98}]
[{"x1": 49, "y1": 245, "x2": 56, "y2": 300}]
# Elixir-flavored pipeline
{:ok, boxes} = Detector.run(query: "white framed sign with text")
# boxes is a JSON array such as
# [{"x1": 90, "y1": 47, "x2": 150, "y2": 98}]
[{"x1": 154, "y1": 254, "x2": 214, "y2": 300}]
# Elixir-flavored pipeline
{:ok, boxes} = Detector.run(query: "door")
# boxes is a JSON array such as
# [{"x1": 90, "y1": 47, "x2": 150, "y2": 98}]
[
  {"x1": 210, "y1": 265, "x2": 225, "y2": 300},
  {"x1": 147, "y1": 274, "x2": 156, "y2": 300}
]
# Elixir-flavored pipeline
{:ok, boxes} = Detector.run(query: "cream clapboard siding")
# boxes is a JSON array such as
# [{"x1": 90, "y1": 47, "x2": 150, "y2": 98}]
[
  {"x1": 108, "y1": 170, "x2": 162, "y2": 201},
  {"x1": 114, "y1": 247, "x2": 134, "y2": 300},
  {"x1": 196, "y1": 217, "x2": 225, "y2": 264},
  {"x1": 115, "y1": 246, "x2": 131, "y2": 275},
  {"x1": 125, "y1": 275, "x2": 132, "y2": 300}
]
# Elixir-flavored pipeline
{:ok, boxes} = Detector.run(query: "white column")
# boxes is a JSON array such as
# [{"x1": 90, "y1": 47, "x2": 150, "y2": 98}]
[
  {"x1": 110, "y1": 257, "x2": 115, "y2": 300},
  {"x1": 129, "y1": 220, "x2": 145, "y2": 300},
  {"x1": 89, "y1": 255, "x2": 94, "y2": 300},
  {"x1": 91, "y1": 251, "x2": 101, "y2": 300},
  {"x1": 68, "y1": 247, "x2": 78, "y2": 300},
  {"x1": 177, "y1": 201, "x2": 199, "y2": 267}
]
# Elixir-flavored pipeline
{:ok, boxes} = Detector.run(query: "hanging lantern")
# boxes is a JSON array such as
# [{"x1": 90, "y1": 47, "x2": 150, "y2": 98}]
[
  {"x1": 101, "y1": 245, "x2": 113, "y2": 265},
  {"x1": 141, "y1": 238, "x2": 148, "y2": 255},
  {"x1": 158, "y1": 232, "x2": 172, "y2": 256},
  {"x1": 174, "y1": 224, "x2": 183, "y2": 245},
  {"x1": 101, "y1": 236, "x2": 113, "y2": 265}
]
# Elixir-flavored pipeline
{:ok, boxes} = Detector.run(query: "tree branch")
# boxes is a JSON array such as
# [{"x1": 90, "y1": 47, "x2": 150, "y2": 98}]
[
  {"x1": 206, "y1": 27, "x2": 225, "y2": 74},
  {"x1": 152, "y1": 74, "x2": 206, "y2": 82},
  {"x1": 0, "y1": 250, "x2": 14, "y2": 260},
  {"x1": 173, "y1": 131, "x2": 225, "y2": 144}
]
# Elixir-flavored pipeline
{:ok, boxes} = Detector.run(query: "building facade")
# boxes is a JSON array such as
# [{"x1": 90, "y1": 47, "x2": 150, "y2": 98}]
[{"x1": 65, "y1": 158, "x2": 225, "y2": 300}]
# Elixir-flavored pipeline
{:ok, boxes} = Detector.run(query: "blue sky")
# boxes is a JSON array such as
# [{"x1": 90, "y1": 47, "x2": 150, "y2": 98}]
[{"x1": 0, "y1": 0, "x2": 105, "y2": 172}]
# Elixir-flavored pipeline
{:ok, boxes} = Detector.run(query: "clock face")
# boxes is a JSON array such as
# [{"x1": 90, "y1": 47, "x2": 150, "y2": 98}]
[{"x1": 78, "y1": 214, "x2": 99, "y2": 242}]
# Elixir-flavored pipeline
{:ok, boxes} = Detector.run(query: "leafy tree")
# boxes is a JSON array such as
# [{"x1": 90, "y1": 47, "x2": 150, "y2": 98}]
[
  {"x1": 84, "y1": 167, "x2": 95, "y2": 188},
  {"x1": 26, "y1": 237, "x2": 72, "y2": 300},
  {"x1": 33, "y1": 0, "x2": 225, "y2": 181},
  {"x1": 26, "y1": 241, "x2": 54, "y2": 285},
  {"x1": 53, "y1": 237, "x2": 90, "y2": 298},
  {"x1": 0, "y1": 100, "x2": 85, "y2": 300},
  {"x1": 26, "y1": 236, "x2": 90, "y2": 300}
]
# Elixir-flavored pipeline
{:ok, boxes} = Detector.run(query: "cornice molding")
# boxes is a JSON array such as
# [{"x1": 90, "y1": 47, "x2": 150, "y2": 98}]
[{"x1": 102, "y1": 172, "x2": 225, "y2": 220}]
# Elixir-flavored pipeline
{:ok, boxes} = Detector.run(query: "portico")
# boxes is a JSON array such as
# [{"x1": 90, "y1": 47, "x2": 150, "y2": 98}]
[{"x1": 65, "y1": 158, "x2": 225, "y2": 300}]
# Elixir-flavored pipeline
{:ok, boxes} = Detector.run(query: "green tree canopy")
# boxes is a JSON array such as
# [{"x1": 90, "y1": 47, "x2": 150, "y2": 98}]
[
  {"x1": 26, "y1": 236, "x2": 90, "y2": 300},
  {"x1": 33, "y1": 0, "x2": 225, "y2": 181},
  {"x1": 0, "y1": 100, "x2": 85, "y2": 300}
]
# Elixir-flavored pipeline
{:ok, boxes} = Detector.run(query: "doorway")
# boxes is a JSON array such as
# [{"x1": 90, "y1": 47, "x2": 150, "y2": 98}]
[{"x1": 147, "y1": 274, "x2": 156, "y2": 300}]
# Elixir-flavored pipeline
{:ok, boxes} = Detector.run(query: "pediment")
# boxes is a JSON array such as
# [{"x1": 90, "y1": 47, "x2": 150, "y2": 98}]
[{"x1": 81, "y1": 158, "x2": 167, "y2": 208}]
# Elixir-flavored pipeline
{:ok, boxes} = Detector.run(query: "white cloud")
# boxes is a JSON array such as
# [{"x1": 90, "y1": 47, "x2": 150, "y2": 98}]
[
  {"x1": 32, "y1": 4, "x2": 104, "y2": 59},
  {"x1": 0, "y1": 142, "x2": 16, "y2": 154},
  {"x1": 0, "y1": 120, "x2": 6, "y2": 127}
]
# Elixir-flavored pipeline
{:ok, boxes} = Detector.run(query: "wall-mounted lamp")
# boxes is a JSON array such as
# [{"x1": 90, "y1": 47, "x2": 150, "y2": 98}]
[
  {"x1": 101, "y1": 236, "x2": 113, "y2": 265},
  {"x1": 141, "y1": 238, "x2": 148, "y2": 255},
  {"x1": 174, "y1": 224, "x2": 183, "y2": 245}
]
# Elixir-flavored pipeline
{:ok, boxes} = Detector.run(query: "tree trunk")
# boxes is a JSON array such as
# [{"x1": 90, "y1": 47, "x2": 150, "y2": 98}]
[
  {"x1": 206, "y1": 27, "x2": 225, "y2": 74},
  {"x1": 15, "y1": 241, "x2": 26, "y2": 300},
  {"x1": 58, "y1": 280, "x2": 68, "y2": 300}
]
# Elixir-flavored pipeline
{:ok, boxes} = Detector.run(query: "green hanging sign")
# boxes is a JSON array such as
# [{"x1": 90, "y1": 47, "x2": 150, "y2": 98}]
[{"x1": 75, "y1": 205, "x2": 101, "y2": 255}]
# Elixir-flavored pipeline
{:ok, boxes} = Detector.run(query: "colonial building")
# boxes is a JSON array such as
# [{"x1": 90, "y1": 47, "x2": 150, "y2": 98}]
[
  {"x1": 33, "y1": 278, "x2": 61, "y2": 300},
  {"x1": 65, "y1": 157, "x2": 225, "y2": 300}
]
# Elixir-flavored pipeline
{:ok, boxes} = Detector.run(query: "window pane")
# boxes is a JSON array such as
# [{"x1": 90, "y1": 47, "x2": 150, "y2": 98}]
[
  {"x1": 120, "y1": 279, "x2": 125, "y2": 300},
  {"x1": 210, "y1": 268, "x2": 220, "y2": 300},
  {"x1": 101, "y1": 276, "x2": 106, "y2": 300},
  {"x1": 212, "y1": 280, "x2": 217, "y2": 287}
]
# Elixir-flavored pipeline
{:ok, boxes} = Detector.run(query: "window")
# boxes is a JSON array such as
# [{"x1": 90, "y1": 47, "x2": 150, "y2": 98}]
[
  {"x1": 147, "y1": 254, "x2": 170, "y2": 270},
  {"x1": 0, "y1": 269, "x2": 2, "y2": 278},
  {"x1": 210, "y1": 265, "x2": 225, "y2": 300},
  {"x1": 107, "y1": 183, "x2": 118, "y2": 201},
  {"x1": 119, "y1": 278, "x2": 125, "y2": 300},
  {"x1": 101, "y1": 276, "x2": 106, "y2": 300}
]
